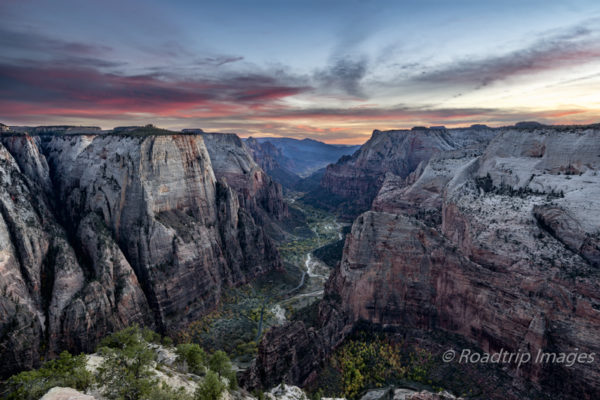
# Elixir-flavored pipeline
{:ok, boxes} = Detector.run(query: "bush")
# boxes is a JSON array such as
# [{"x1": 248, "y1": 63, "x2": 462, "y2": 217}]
[
  {"x1": 208, "y1": 351, "x2": 237, "y2": 389},
  {"x1": 195, "y1": 370, "x2": 226, "y2": 400},
  {"x1": 176, "y1": 343, "x2": 207, "y2": 374},
  {"x1": 99, "y1": 324, "x2": 147, "y2": 349},
  {"x1": 96, "y1": 326, "x2": 157, "y2": 400},
  {"x1": 3, "y1": 326, "x2": 236, "y2": 400},
  {"x1": 142, "y1": 327, "x2": 163, "y2": 344},
  {"x1": 148, "y1": 383, "x2": 194, "y2": 400},
  {"x1": 4, "y1": 351, "x2": 93, "y2": 400}
]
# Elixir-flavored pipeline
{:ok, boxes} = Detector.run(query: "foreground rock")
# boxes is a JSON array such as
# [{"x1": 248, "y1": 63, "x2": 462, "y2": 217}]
[
  {"x1": 246, "y1": 125, "x2": 600, "y2": 399},
  {"x1": 405, "y1": 391, "x2": 462, "y2": 400},
  {"x1": 41, "y1": 387, "x2": 96, "y2": 400}
]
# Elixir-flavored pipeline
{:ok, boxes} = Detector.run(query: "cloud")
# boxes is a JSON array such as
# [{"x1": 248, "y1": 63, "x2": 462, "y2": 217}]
[
  {"x1": 194, "y1": 56, "x2": 244, "y2": 66},
  {"x1": 0, "y1": 27, "x2": 126, "y2": 72},
  {"x1": 0, "y1": 27, "x2": 113, "y2": 56},
  {"x1": 412, "y1": 21, "x2": 600, "y2": 89},
  {"x1": 2, "y1": 18, "x2": 600, "y2": 143},
  {"x1": 241, "y1": 104, "x2": 599, "y2": 130},
  {"x1": 314, "y1": 57, "x2": 368, "y2": 97},
  {"x1": 0, "y1": 60, "x2": 310, "y2": 119}
]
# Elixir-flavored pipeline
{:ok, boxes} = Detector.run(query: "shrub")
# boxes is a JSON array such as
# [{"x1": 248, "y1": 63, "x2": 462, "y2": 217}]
[
  {"x1": 148, "y1": 383, "x2": 193, "y2": 400},
  {"x1": 195, "y1": 370, "x2": 226, "y2": 400},
  {"x1": 176, "y1": 343, "x2": 207, "y2": 374},
  {"x1": 96, "y1": 326, "x2": 157, "y2": 400},
  {"x1": 4, "y1": 351, "x2": 93, "y2": 400},
  {"x1": 329, "y1": 334, "x2": 434, "y2": 399},
  {"x1": 332, "y1": 338, "x2": 404, "y2": 398},
  {"x1": 99, "y1": 324, "x2": 146, "y2": 349},
  {"x1": 3, "y1": 326, "x2": 211, "y2": 400},
  {"x1": 208, "y1": 351, "x2": 237, "y2": 389},
  {"x1": 141, "y1": 327, "x2": 162, "y2": 344}
]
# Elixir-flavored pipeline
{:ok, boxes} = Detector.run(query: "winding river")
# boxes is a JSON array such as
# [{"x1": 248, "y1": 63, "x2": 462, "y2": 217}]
[{"x1": 270, "y1": 217, "x2": 346, "y2": 325}]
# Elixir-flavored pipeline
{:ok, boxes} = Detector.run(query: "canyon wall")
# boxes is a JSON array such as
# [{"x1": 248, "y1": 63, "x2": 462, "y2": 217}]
[{"x1": 0, "y1": 128, "x2": 283, "y2": 376}]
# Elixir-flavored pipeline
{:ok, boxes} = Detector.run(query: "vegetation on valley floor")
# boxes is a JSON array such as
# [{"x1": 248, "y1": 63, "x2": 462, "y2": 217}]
[{"x1": 278, "y1": 199, "x2": 344, "y2": 266}]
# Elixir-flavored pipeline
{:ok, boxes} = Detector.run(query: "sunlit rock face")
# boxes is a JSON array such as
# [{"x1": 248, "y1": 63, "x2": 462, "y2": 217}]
[
  {"x1": 0, "y1": 129, "x2": 282, "y2": 377},
  {"x1": 247, "y1": 125, "x2": 600, "y2": 400}
]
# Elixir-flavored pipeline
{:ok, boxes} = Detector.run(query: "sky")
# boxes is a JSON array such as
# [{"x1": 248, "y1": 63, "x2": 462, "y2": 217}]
[{"x1": 1, "y1": 0, "x2": 600, "y2": 144}]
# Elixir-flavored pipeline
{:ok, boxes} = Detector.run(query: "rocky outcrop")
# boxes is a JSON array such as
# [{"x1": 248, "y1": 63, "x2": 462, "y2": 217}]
[
  {"x1": 0, "y1": 128, "x2": 283, "y2": 376},
  {"x1": 311, "y1": 127, "x2": 495, "y2": 218},
  {"x1": 245, "y1": 138, "x2": 284, "y2": 173},
  {"x1": 247, "y1": 125, "x2": 600, "y2": 399},
  {"x1": 244, "y1": 321, "x2": 327, "y2": 389},
  {"x1": 405, "y1": 392, "x2": 462, "y2": 400}
]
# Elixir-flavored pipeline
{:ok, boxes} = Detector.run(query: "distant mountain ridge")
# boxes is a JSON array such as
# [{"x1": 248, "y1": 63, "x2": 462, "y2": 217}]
[{"x1": 244, "y1": 137, "x2": 360, "y2": 179}]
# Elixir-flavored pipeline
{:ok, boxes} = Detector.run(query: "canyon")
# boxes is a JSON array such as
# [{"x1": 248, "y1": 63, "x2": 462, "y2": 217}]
[{"x1": 245, "y1": 125, "x2": 600, "y2": 400}]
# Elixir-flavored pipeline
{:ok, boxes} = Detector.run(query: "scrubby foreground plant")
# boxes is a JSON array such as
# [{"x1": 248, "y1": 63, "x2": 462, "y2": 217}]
[
  {"x1": 3, "y1": 351, "x2": 93, "y2": 400},
  {"x1": 2, "y1": 325, "x2": 238, "y2": 400}
]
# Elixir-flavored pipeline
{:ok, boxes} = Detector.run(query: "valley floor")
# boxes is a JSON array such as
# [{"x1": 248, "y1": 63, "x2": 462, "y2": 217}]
[{"x1": 176, "y1": 195, "x2": 346, "y2": 369}]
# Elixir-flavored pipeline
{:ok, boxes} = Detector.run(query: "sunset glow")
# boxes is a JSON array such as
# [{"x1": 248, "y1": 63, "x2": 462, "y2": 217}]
[{"x1": 1, "y1": 0, "x2": 600, "y2": 143}]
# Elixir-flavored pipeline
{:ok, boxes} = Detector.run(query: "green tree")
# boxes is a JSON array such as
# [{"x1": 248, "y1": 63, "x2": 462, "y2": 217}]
[
  {"x1": 96, "y1": 326, "x2": 157, "y2": 400},
  {"x1": 195, "y1": 370, "x2": 226, "y2": 400},
  {"x1": 176, "y1": 343, "x2": 207, "y2": 374},
  {"x1": 208, "y1": 351, "x2": 237, "y2": 389}
]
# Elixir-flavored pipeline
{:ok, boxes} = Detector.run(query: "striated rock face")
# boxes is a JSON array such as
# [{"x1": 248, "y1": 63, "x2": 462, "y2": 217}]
[
  {"x1": 247, "y1": 126, "x2": 600, "y2": 399},
  {"x1": 244, "y1": 321, "x2": 327, "y2": 389},
  {"x1": 201, "y1": 132, "x2": 288, "y2": 222},
  {"x1": 313, "y1": 127, "x2": 495, "y2": 218},
  {"x1": 0, "y1": 129, "x2": 283, "y2": 376},
  {"x1": 245, "y1": 138, "x2": 285, "y2": 173},
  {"x1": 0, "y1": 135, "x2": 141, "y2": 374}
]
